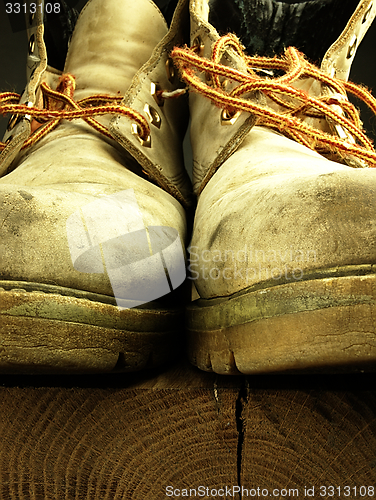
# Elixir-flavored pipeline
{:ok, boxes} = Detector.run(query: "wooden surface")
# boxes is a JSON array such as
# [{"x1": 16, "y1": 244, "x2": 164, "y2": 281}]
[{"x1": 1, "y1": 358, "x2": 376, "y2": 499}]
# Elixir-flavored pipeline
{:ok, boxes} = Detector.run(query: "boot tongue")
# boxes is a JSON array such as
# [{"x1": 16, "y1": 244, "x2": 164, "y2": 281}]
[{"x1": 63, "y1": 0, "x2": 168, "y2": 100}]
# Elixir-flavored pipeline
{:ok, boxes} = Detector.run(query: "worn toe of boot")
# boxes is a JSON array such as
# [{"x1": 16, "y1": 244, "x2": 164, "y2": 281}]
[
  {"x1": 0, "y1": 172, "x2": 187, "y2": 374},
  {"x1": 187, "y1": 128, "x2": 376, "y2": 375}
]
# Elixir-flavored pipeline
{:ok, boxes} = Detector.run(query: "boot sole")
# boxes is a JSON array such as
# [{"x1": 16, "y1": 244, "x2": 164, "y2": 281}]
[
  {"x1": 0, "y1": 281, "x2": 183, "y2": 374},
  {"x1": 187, "y1": 272, "x2": 376, "y2": 374}
]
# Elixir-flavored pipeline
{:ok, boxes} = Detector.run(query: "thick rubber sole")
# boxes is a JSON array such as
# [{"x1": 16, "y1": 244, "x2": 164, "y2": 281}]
[
  {"x1": 186, "y1": 273, "x2": 376, "y2": 374},
  {"x1": 0, "y1": 281, "x2": 183, "y2": 374}
]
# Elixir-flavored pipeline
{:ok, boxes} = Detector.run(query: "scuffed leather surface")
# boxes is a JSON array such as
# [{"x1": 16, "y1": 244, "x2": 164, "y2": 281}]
[{"x1": 191, "y1": 126, "x2": 376, "y2": 298}]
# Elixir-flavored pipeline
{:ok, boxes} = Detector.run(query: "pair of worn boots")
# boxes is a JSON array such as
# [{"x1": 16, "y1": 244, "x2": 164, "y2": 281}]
[{"x1": 1, "y1": 0, "x2": 376, "y2": 375}]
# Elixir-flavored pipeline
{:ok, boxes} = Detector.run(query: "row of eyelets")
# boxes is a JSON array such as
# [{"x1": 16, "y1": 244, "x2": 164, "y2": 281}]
[
  {"x1": 6, "y1": 11, "x2": 36, "y2": 146},
  {"x1": 347, "y1": 3, "x2": 373, "y2": 59},
  {"x1": 194, "y1": 35, "x2": 241, "y2": 126},
  {"x1": 131, "y1": 56, "x2": 177, "y2": 146}
]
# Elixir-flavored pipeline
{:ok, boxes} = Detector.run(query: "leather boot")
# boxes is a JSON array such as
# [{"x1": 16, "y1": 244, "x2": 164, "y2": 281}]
[
  {"x1": 0, "y1": 0, "x2": 192, "y2": 373},
  {"x1": 172, "y1": 0, "x2": 376, "y2": 374}
]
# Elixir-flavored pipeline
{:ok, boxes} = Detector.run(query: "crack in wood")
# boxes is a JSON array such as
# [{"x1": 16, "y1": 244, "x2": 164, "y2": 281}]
[{"x1": 235, "y1": 378, "x2": 249, "y2": 499}]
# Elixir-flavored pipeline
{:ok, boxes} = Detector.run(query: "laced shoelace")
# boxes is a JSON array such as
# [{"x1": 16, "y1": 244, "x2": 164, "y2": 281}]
[
  {"x1": 171, "y1": 34, "x2": 376, "y2": 168},
  {"x1": 0, "y1": 74, "x2": 156, "y2": 153}
]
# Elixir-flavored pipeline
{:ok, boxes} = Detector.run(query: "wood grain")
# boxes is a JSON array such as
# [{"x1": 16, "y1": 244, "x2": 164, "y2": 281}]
[
  {"x1": 241, "y1": 382, "x2": 376, "y2": 498},
  {"x1": 1, "y1": 361, "x2": 376, "y2": 499}
]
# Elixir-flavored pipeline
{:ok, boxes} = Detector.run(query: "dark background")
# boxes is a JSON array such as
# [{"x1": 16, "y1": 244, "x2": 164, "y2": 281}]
[
  {"x1": 1, "y1": 0, "x2": 376, "y2": 144},
  {"x1": 0, "y1": 0, "x2": 88, "y2": 138}
]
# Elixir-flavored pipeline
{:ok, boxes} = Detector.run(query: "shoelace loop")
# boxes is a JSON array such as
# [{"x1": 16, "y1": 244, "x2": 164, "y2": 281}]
[
  {"x1": 171, "y1": 34, "x2": 376, "y2": 168},
  {"x1": 0, "y1": 74, "x2": 151, "y2": 152}
]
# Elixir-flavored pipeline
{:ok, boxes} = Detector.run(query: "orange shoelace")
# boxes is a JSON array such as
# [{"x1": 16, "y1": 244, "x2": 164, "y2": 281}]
[
  {"x1": 171, "y1": 34, "x2": 376, "y2": 168},
  {"x1": 0, "y1": 74, "x2": 152, "y2": 152}
]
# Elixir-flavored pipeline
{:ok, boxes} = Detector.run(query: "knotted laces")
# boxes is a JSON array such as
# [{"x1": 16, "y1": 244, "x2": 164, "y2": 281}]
[
  {"x1": 171, "y1": 34, "x2": 376, "y2": 168},
  {"x1": 0, "y1": 74, "x2": 152, "y2": 153}
]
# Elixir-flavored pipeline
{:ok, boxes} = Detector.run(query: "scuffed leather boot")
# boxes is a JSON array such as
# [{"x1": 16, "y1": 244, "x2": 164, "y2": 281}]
[
  {"x1": 172, "y1": 0, "x2": 376, "y2": 374},
  {"x1": 0, "y1": 0, "x2": 192, "y2": 373}
]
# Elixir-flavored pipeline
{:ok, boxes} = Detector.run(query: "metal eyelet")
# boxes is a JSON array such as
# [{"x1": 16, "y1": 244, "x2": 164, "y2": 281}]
[
  {"x1": 221, "y1": 79, "x2": 229, "y2": 90},
  {"x1": 150, "y1": 82, "x2": 164, "y2": 107},
  {"x1": 221, "y1": 109, "x2": 241, "y2": 125},
  {"x1": 7, "y1": 114, "x2": 19, "y2": 131},
  {"x1": 6, "y1": 102, "x2": 33, "y2": 132},
  {"x1": 334, "y1": 123, "x2": 355, "y2": 142},
  {"x1": 24, "y1": 101, "x2": 33, "y2": 122},
  {"x1": 165, "y1": 57, "x2": 175, "y2": 83},
  {"x1": 144, "y1": 104, "x2": 161, "y2": 128},
  {"x1": 29, "y1": 12, "x2": 35, "y2": 25},
  {"x1": 28, "y1": 34, "x2": 35, "y2": 55},
  {"x1": 131, "y1": 124, "x2": 151, "y2": 148},
  {"x1": 347, "y1": 35, "x2": 357, "y2": 59},
  {"x1": 193, "y1": 36, "x2": 205, "y2": 57},
  {"x1": 205, "y1": 72, "x2": 213, "y2": 85},
  {"x1": 363, "y1": 3, "x2": 373, "y2": 23},
  {"x1": 4, "y1": 135, "x2": 14, "y2": 145}
]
